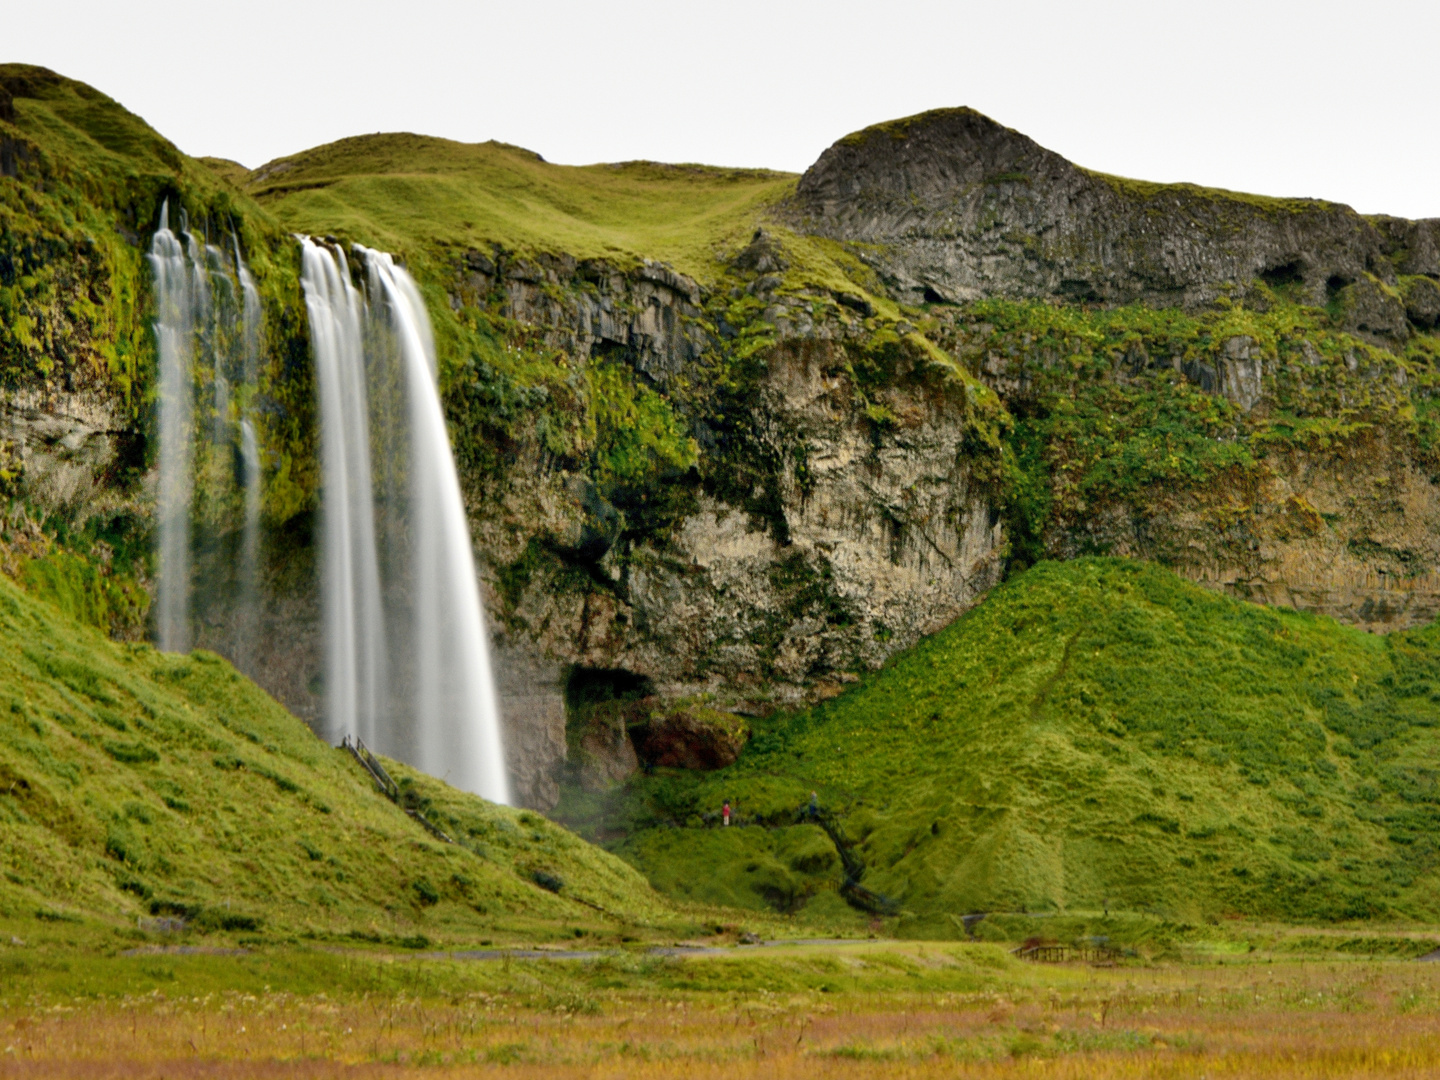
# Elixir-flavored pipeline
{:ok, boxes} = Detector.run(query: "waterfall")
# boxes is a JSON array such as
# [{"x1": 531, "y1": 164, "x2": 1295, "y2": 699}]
[
  {"x1": 299, "y1": 239, "x2": 389, "y2": 753},
  {"x1": 148, "y1": 202, "x2": 266, "y2": 660},
  {"x1": 148, "y1": 201, "x2": 199, "y2": 652},
  {"x1": 300, "y1": 238, "x2": 510, "y2": 804},
  {"x1": 364, "y1": 247, "x2": 511, "y2": 803},
  {"x1": 234, "y1": 418, "x2": 263, "y2": 675},
  {"x1": 233, "y1": 241, "x2": 264, "y2": 677}
]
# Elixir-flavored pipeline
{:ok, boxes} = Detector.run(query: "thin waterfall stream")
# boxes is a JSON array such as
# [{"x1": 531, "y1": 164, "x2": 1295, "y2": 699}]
[
  {"x1": 233, "y1": 237, "x2": 264, "y2": 677},
  {"x1": 149, "y1": 201, "x2": 265, "y2": 660},
  {"x1": 148, "y1": 201, "x2": 199, "y2": 652}
]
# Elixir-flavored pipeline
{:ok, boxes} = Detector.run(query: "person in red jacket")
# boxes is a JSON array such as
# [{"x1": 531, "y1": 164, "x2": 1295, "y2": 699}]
[{"x1": 722, "y1": 800, "x2": 731, "y2": 826}]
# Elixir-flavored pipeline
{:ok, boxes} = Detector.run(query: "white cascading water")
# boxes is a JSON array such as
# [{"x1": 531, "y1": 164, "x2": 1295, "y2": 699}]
[
  {"x1": 300, "y1": 238, "x2": 510, "y2": 804},
  {"x1": 364, "y1": 246, "x2": 510, "y2": 803},
  {"x1": 234, "y1": 417, "x2": 263, "y2": 675},
  {"x1": 299, "y1": 238, "x2": 389, "y2": 755},
  {"x1": 233, "y1": 241, "x2": 265, "y2": 677},
  {"x1": 149, "y1": 202, "x2": 266, "y2": 662},
  {"x1": 148, "y1": 200, "x2": 200, "y2": 652}
]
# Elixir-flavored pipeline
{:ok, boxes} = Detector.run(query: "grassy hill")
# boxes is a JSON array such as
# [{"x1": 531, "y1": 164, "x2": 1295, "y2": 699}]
[
  {"x1": 243, "y1": 132, "x2": 897, "y2": 306},
  {"x1": 0, "y1": 571, "x2": 698, "y2": 949},
  {"x1": 604, "y1": 559, "x2": 1440, "y2": 933},
  {"x1": 247, "y1": 135, "x2": 789, "y2": 281}
]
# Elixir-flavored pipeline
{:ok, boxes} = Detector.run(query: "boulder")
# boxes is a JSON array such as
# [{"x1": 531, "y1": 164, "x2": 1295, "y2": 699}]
[
  {"x1": 732, "y1": 229, "x2": 790, "y2": 275},
  {"x1": 635, "y1": 706, "x2": 749, "y2": 771},
  {"x1": 1335, "y1": 276, "x2": 1409, "y2": 341}
]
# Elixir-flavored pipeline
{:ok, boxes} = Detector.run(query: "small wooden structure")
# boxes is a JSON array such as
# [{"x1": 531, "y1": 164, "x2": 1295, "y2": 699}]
[{"x1": 1013, "y1": 938, "x2": 1121, "y2": 964}]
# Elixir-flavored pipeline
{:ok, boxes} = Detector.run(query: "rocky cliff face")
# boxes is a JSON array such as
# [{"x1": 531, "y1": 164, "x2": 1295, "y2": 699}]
[
  {"x1": 482, "y1": 340, "x2": 1000, "y2": 687},
  {"x1": 12, "y1": 70, "x2": 1440, "y2": 815},
  {"x1": 445, "y1": 248, "x2": 1003, "y2": 807},
  {"x1": 427, "y1": 111, "x2": 1440, "y2": 808},
  {"x1": 793, "y1": 108, "x2": 1440, "y2": 328}
]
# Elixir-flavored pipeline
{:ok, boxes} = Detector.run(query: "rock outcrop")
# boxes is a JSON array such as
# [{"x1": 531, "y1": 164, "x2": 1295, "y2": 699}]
[
  {"x1": 473, "y1": 333, "x2": 1002, "y2": 805},
  {"x1": 439, "y1": 246, "x2": 1004, "y2": 806},
  {"x1": 793, "y1": 107, "x2": 1439, "y2": 329},
  {"x1": 634, "y1": 705, "x2": 749, "y2": 771},
  {"x1": 1044, "y1": 444, "x2": 1440, "y2": 633},
  {"x1": 454, "y1": 249, "x2": 708, "y2": 387}
]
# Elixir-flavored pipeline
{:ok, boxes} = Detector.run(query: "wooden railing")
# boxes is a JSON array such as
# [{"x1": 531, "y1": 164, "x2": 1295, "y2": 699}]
[
  {"x1": 1014, "y1": 941, "x2": 1121, "y2": 964},
  {"x1": 341, "y1": 734, "x2": 455, "y2": 844}
]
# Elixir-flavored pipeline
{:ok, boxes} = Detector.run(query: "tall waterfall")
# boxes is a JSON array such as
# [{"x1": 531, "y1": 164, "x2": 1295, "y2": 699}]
[
  {"x1": 300, "y1": 239, "x2": 510, "y2": 804},
  {"x1": 299, "y1": 239, "x2": 388, "y2": 752}
]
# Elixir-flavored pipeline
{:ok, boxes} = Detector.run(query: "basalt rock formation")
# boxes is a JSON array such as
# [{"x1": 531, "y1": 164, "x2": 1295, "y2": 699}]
[
  {"x1": 448, "y1": 249, "x2": 1003, "y2": 806},
  {"x1": 793, "y1": 107, "x2": 1439, "y2": 328}
]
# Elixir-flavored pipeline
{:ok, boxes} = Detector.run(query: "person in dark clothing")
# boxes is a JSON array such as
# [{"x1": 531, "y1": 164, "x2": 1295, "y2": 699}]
[{"x1": 808, "y1": 791, "x2": 818, "y2": 818}]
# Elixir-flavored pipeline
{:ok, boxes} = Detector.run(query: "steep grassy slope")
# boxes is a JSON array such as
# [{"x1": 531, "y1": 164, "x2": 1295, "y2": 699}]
[
  {"x1": 0, "y1": 572, "x2": 686, "y2": 947},
  {"x1": 609, "y1": 559, "x2": 1440, "y2": 932},
  {"x1": 0, "y1": 63, "x2": 290, "y2": 403}
]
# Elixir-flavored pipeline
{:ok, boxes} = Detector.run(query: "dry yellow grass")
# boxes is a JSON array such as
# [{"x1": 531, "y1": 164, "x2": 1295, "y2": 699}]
[{"x1": 3, "y1": 958, "x2": 1439, "y2": 1078}]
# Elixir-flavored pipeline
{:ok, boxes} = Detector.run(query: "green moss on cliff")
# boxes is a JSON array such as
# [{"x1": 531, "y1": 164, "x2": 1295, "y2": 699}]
[
  {"x1": 0, "y1": 64, "x2": 279, "y2": 405},
  {"x1": 0, "y1": 64, "x2": 322, "y2": 629},
  {"x1": 584, "y1": 360, "x2": 698, "y2": 485},
  {"x1": 935, "y1": 295, "x2": 1436, "y2": 568}
]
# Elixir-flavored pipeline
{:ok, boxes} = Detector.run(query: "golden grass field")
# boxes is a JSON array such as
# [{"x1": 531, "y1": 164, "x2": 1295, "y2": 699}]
[{"x1": 3, "y1": 942, "x2": 1440, "y2": 1078}]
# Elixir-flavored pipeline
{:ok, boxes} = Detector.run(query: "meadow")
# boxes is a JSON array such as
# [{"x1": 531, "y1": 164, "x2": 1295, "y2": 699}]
[{"x1": 3, "y1": 936, "x2": 1440, "y2": 1077}]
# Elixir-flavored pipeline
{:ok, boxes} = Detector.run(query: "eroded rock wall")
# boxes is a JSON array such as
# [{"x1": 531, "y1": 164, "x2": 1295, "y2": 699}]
[
  {"x1": 1062, "y1": 445, "x2": 1440, "y2": 633},
  {"x1": 444, "y1": 251, "x2": 1004, "y2": 806},
  {"x1": 488, "y1": 341, "x2": 1000, "y2": 696}
]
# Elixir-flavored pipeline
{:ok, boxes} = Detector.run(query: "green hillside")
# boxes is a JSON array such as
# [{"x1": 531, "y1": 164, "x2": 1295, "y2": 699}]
[
  {"x1": 247, "y1": 135, "x2": 785, "y2": 280},
  {"x1": 244, "y1": 132, "x2": 896, "y2": 307},
  {"x1": 0, "y1": 64, "x2": 288, "y2": 403},
  {"x1": 608, "y1": 559, "x2": 1440, "y2": 933},
  {"x1": 0, "y1": 572, "x2": 688, "y2": 948}
]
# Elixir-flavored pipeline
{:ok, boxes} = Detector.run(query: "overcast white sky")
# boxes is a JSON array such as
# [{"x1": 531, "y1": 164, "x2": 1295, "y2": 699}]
[{"x1": 8, "y1": 0, "x2": 1438, "y2": 217}]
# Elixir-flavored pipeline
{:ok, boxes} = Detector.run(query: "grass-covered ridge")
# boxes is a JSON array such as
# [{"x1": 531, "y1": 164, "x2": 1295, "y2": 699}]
[
  {"x1": 248, "y1": 134, "x2": 797, "y2": 285},
  {"x1": 0, "y1": 570, "x2": 693, "y2": 947},
  {"x1": 610, "y1": 559, "x2": 1440, "y2": 931}
]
